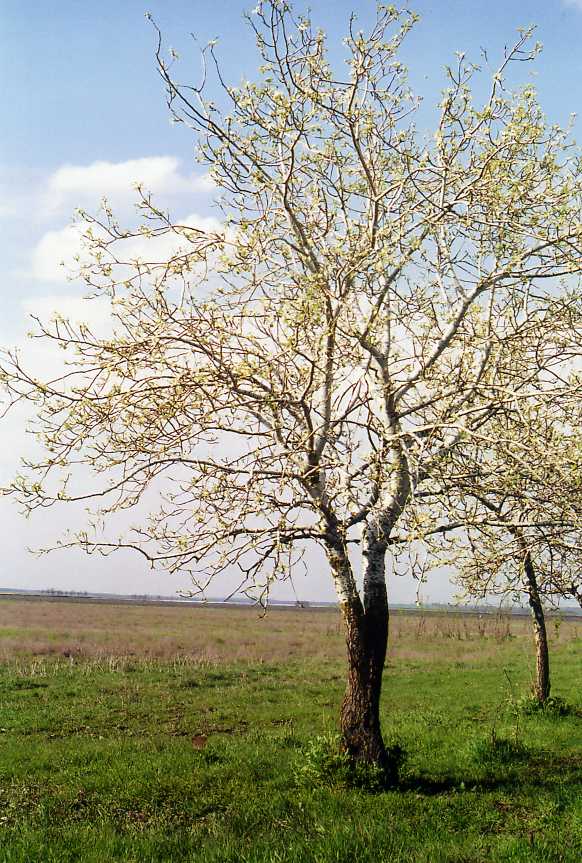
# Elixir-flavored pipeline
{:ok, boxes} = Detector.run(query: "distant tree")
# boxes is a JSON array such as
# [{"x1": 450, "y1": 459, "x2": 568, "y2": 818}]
[{"x1": 2, "y1": 3, "x2": 582, "y2": 778}]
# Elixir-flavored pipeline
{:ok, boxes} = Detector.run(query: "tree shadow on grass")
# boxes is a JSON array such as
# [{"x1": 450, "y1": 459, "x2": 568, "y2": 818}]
[
  {"x1": 399, "y1": 775, "x2": 504, "y2": 795},
  {"x1": 400, "y1": 751, "x2": 582, "y2": 797}
]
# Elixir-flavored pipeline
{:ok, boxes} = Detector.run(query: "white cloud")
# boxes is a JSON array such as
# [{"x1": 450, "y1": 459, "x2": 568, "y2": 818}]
[
  {"x1": 120, "y1": 212, "x2": 223, "y2": 265},
  {"x1": 30, "y1": 224, "x2": 85, "y2": 283},
  {"x1": 2, "y1": 155, "x2": 218, "y2": 289},
  {"x1": 49, "y1": 156, "x2": 178, "y2": 196},
  {"x1": 43, "y1": 156, "x2": 214, "y2": 216},
  {"x1": 30, "y1": 212, "x2": 222, "y2": 284},
  {"x1": 30, "y1": 213, "x2": 222, "y2": 284},
  {"x1": 21, "y1": 294, "x2": 112, "y2": 335},
  {"x1": 1, "y1": 294, "x2": 115, "y2": 389},
  {"x1": 563, "y1": 0, "x2": 582, "y2": 9}
]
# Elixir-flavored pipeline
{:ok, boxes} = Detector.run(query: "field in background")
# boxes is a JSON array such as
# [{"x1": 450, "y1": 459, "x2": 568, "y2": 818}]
[
  {"x1": 0, "y1": 598, "x2": 580, "y2": 862},
  {"x1": 0, "y1": 596, "x2": 578, "y2": 665}
]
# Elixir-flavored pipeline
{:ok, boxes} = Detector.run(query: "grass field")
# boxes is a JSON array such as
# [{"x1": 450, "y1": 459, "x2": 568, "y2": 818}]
[{"x1": 0, "y1": 598, "x2": 580, "y2": 862}]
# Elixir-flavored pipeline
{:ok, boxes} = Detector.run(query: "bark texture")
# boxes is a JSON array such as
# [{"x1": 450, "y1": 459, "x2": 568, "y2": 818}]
[
  {"x1": 324, "y1": 524, "x2": 394, "y2": 780},
  {"x1": 524, "y1": 551, "x2": 550, "y2": 704},
  {"x1": 324, "y1": 454, "x2": 408, "y2": 786},
  {"x1": 340, "y1": 585, "x2": 389, "y2": 771}
]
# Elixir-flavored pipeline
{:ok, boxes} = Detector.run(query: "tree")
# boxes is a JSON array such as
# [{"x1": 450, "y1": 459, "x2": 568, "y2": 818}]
[
  {"x1": 2, "y1": 3, "x2": 582, "y2": 778},
  {"x1": 418, "y1": 345, "x2": 582, "y2": 705}
]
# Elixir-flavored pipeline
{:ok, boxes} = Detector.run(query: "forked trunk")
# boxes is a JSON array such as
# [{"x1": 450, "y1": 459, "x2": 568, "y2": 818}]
[
  {"x1": 340, "y1": 592, "x2": 389, "y2": 772},
  {"x1": 333, "y1": 423, "x2": 409, "y2": 783},
  {"x1": 326, "y1": 521, "x2": 397, "y2": 784},
  {"x1": 524, "y1": 551, "x2": 550, "y2": 704}
]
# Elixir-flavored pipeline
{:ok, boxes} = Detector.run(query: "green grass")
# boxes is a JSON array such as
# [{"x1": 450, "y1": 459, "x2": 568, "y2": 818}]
[{"x1": 0, "y1": 637, "x2": 580, "y2": 863}]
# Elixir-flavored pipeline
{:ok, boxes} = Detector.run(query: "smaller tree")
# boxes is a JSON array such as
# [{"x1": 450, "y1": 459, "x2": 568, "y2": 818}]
[{"x1": 419, "y1": 330, "x2": 582, "y2": 704}]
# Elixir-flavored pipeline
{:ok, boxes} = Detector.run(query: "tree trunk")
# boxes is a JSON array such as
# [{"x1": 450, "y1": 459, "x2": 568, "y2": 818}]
[
  {"x1": 523, "y1": 551, "x2": 550, "y2": 704},
  {"x1": 340, "y1": 588, "x2": 390, "y2": 772},
  {"x1": 324, "y1": 525, "x2": 393, "y2": 781},
  {"x1": 336, "y1": 427, "x2": 409, "y2": 782}
]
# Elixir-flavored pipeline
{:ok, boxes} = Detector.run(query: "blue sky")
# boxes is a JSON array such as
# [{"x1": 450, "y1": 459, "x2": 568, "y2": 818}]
[{"x1": 1, "y1": 0, "x2": 581, "y2": 602}]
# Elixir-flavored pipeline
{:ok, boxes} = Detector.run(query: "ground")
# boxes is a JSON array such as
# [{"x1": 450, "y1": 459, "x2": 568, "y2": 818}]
[{"x1": 0, "y1": 598, "x2": 580, "y2": 862}]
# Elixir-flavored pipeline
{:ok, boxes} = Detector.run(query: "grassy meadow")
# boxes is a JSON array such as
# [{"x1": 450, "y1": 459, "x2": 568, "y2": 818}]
[{"x1": 0, "y1": 597, "x2": 580, "y2": 862}]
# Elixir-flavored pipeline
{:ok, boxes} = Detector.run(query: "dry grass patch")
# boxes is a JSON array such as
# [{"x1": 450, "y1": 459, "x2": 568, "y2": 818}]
[{"x1": 0, "y1": 598, "x2": 578, "y2": 669}]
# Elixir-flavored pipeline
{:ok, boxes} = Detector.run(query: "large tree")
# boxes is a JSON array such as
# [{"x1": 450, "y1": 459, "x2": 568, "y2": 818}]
[{"x1": 2, "y1": 3, "x2": 582, "y2": 778}]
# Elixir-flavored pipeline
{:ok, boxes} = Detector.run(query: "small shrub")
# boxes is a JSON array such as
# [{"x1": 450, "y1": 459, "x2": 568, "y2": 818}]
[
  {"x1": 294, "y1": 732, "x2": 351, "y2": 789},
  {"x1": 515, "y1": 694, "x2": 572, "y2": 718},
  {"x1": 294, "y1": 732, "x2": 405, "y2": 792}
]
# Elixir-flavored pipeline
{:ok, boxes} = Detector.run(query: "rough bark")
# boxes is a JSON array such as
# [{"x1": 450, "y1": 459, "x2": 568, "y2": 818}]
[
  {"x1": 338, "y1": 443, "x2": 409, "y2": 781},
  {"x1": 340, "y1": 585, "x2": 389, "y2": 770},
  {"x1": 523, "y1": 551, "x2": 550, "y2": 704},
  {"x1": 324, "y1": 524, "x2": 393, "y2": 779}
]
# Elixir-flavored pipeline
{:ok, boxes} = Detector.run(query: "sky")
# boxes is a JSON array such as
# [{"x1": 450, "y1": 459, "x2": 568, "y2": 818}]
[{"x1": 1, "y1": 0, "x2": 581, "y2": 604}]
